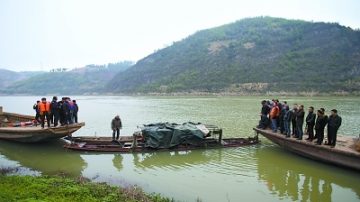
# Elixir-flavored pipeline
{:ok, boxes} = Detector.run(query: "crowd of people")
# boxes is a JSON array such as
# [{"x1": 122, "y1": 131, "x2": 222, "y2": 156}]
[
  {"x1": 33, "y1": 96, "x2": 79, "y2": 128},
  {"x1": 258, "y1": 99, "x2": 342, "y2": 147}
]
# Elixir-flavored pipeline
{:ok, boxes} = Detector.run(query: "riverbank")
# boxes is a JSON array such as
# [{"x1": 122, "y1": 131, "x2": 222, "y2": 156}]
[
  {"x1": 1, "y1": 90, "x2": 360, "y2": 97},
  {"x1": 0, "y1": 168, "x2": 171, "y2": 202}
]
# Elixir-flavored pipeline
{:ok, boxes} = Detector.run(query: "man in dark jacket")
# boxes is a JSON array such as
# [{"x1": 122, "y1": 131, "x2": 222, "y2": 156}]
[
  {"x1": 327, "y1": 109, "x2": 342, "y2": 147},
  {"x1": 50, "y1": 96, "x2": 59, "y2": 127},
  {"x1": 258, "y1": 100, "x2": 270, "y2": 129},
  {"x1": 315, "y1": 110, "x2": 328, "y2": 145},
  {"x1": 283, "y1": 106, "x2": 291, "y2": 137},
  {"x1": 33, "y1": 100, "x2": 41, "y2": 125},
  {"x1": 291, "y1": 104, "x2": 298, "y2": 137},
  {"x1": 111, "y1": 115, "x2": 122, "y2": 140},
  {"x1": 73, "y1": 100, "x2": 79, "y2": 123},
  {"x1": 305, "y1": 106, "x2": 316, "y2": 141},
  {"x1": 296, "y1": 105, "x2": 305, "y2": 140}
]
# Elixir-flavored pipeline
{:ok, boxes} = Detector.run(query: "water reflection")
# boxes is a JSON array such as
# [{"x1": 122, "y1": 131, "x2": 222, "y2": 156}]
[
  {"x1": 132, "y1": 150, "x2": 212, "y2": 170},
  {"x1": 0, "y1": 140, "x2": 87, "y2": 176},
  {"x1": 256, "y1": 146, "x2": 360, "y2": 201},
  {"x1": 112, "y1": 154, "x2": 123, "y2": 171}
]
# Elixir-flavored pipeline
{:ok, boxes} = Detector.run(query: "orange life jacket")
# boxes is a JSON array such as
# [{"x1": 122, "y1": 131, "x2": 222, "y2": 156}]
[
  {"x1": 270, "y1": 106, "x2": 279, "y2": 119},
  {"x1": 38, "y1": 101, "x2": 51, "y2": 113}
]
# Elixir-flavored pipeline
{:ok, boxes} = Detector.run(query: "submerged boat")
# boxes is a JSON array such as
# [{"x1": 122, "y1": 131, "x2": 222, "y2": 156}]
[
  {"x1": 0, "y1": 107, "x2": 85, "y2": 143},
  {"x1": 64, "y1": 122, "x2": 259, "y2": 152},
  {"x1": 254, "y1": 128, "x2": 360, "y2": 171}
]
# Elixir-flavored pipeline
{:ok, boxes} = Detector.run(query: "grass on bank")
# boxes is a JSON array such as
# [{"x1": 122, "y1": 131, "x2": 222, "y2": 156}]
[{"x1": 0, "y1": 170, "x2": 172, "y2": 202}]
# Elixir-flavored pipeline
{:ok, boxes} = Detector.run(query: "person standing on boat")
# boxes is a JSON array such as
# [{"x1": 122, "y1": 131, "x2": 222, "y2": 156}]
[
  {"x1": 305, "y1": 106, "x2": 316, "y2": 141},
  {"x1": 327, "y1": 109, "x2": 342, "y2": 148},
  {"x1": 258, "y1": 100, "x2": 270, "y2": 129},
  {"x1": 291, "y1": 104, "x2": 298, "y2": 137},
  {"x1": 111, "y1": 115, "x2": 122, "y2": 140},
  {"x1": 315, "y1": 110, "x2": 327, "y2": 145},
  {"x1": 269, "y1": 102, "x2": 279, "y2": 133},
  {"x1": 33, "y1": 100, "x2": 41, "y2": 125},
  {"x1": 295, "y1": 105, "x2": 305, "y2": 140},
  {"x1": 38, "y1": 98, "x2": 51, "y2": 128},
  {"x1": 50, "y1": 96, "x2": 59, "y2": 127},
  {"x1": 283, "y1": 105, "x2": 291, "y2": 137},
  {"x1": 73, "y1": 100, "x2": 79, "y2": 123}
]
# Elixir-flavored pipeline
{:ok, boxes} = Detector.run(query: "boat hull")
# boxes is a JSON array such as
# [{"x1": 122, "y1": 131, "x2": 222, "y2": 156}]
[
  {"x1": 64, "y1": 136, "x2": 259, "y2": 153},
  {"x1": 254, "y1": 128, "x2": 360, "y2": 171},
  {"x1": 0, "y1": 123, "x2": 85, "y2": 143}
]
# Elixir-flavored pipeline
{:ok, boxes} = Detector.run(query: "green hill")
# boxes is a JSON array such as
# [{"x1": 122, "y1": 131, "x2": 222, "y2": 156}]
[
  {"x1": 2, "y1": 61, "x2": 133, "y2": 95},
  {"x1": 0, "y1": 69, "x2": 44, "y2": 89},
  {"x1": 107, "y1": 17, "x2": 360, "y2": 94}
]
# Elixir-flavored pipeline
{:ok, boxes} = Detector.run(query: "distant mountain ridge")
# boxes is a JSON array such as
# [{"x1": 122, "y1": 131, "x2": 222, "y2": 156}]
[
  {"x1": 107, "y1": 17, "x2": 360, "y2": 94},
  {"x1": 1, "y1": 61, "x2": 133, "y2": 95},
  {"x1": 0, "y1": 69, "x2": 44, "y2": 89}
]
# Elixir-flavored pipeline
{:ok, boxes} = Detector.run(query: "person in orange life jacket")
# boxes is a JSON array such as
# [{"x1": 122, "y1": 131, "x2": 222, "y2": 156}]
[
  {"x1": 38, "y1": 97, "x2": 51, "y2": 128},
  {"x1": 32, "y1": 100, "x2": 41, "y2": 124},
  {"x1": 269, "y1": 102, "x2": 280, "y2": 133}
]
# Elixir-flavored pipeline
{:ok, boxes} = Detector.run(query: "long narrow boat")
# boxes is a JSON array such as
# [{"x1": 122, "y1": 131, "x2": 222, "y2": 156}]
[
  {"x1": 64, "y1": 136, "x2": 259, "y2": 153},
  {"x1": 64, "y1": 123, "x2": 260, "y2": 153},
  {"x1": 0, "y1": 107, "x2": 85, "y2": 143},
  {"x1": 254, "y1": 128, "x2": 360, "y2": 171}
]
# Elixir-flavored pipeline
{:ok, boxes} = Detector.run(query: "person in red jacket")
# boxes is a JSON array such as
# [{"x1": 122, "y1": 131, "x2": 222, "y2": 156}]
[
  {"x1": 38, "y1": 97, "x2": 51, "y2": 128},
  {"x1": 270, "y1": 102, "x2": 280, "y2": 132}
]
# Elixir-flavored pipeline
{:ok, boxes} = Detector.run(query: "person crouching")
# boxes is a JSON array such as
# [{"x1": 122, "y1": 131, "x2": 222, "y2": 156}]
[{"x1": 111, "y1": 115, "x2": 122, "y2": 141}]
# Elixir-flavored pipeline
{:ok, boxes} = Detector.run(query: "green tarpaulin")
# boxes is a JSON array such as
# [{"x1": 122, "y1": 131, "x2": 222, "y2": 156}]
[{"x1": 141, "y1": 122, "x2": 206, "y2": 149}]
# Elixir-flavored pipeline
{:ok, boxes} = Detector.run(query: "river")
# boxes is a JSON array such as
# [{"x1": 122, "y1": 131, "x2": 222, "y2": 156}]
[{"x1": 0, "y1": 96, "x2": 359, "y2": 202}]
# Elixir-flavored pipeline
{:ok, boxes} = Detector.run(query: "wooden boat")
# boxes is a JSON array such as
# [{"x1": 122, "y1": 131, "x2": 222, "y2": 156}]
[
  {"x1": 254, "y1": 128, "x2": 360, "y2": 171},
  {"x1": 64, "y1": 125, "x2": 260, "y2": 153},
  {"x1": 0, "y1": 107, "x2": 85, "y2": 143},
  {"x1": 64, "y1": 136, "x2": 259, "y2": 152}
]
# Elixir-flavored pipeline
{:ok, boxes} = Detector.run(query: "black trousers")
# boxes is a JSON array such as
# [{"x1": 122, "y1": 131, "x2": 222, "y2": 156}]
[
  {"x1": 307, "y1": 124, "x2": 314, "y2": 140},
  {"x1": 40, "y1": 112, "x2": 50, "y2": 128},
  {"x1": 73, "y1": 112, "x2": 78, "y2": 123},
  {"x1": 112, "y1": 128, "x2": 120, "y2": 140},
  {"x1": 52, "y1": 112, "x2": 59, "y2": 127},
  {"x1": 35, "y1": 113, "x2": 40, "y2": 122},
  {"x1": 328, "y1": 127, "x2": 338, "y2": 146},
  {"x1": 291, "y1": 119, "x2": 297, "y2": 136},
  {"x1": 316, "y1": 129, "x2": 324, "y2": 145}
]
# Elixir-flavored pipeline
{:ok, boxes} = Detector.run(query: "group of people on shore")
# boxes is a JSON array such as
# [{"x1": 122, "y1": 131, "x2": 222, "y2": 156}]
[
  {"x1": 258, "y1": 99, "x2": 342, "y2": 147},
  {"x1": 33, "y1": 96, "x2": 79, "y2": 128}
]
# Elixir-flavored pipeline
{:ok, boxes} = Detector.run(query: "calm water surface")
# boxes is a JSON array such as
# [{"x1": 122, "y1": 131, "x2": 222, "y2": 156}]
[{"x1": 0, "y1": 96, "x2": 359, "y2": 202}]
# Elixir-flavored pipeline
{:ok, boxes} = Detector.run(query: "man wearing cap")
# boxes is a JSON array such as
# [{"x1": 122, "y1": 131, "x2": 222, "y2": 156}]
[
  {"x1": 327, "y1": 109, "x2": 342, "y2": 147},
  {"x1": 111, "y1": 115, "x2": 122, "y2": 140}
]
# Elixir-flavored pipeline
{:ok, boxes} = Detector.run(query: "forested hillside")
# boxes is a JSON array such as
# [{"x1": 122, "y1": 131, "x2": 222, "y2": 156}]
[
  {"x1": 107, "y1": 17, "x2": 360, "y2": 94},
  {"x1": 0, "y1": 69, "x2": 44, "y2": 89},
  {"x1": 2, "y1": 61, "x2": 133, "y2": 95}
]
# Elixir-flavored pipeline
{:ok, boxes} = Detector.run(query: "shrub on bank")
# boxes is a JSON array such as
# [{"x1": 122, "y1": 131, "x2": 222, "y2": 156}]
[{"x1": 0, "y1": 173, "x2": 172, "y2": 202}]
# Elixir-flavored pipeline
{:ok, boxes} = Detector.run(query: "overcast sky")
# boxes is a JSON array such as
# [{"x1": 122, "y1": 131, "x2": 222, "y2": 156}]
[{"x1": 0, "y1": 0, "x2": 359, "y2": 71}]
